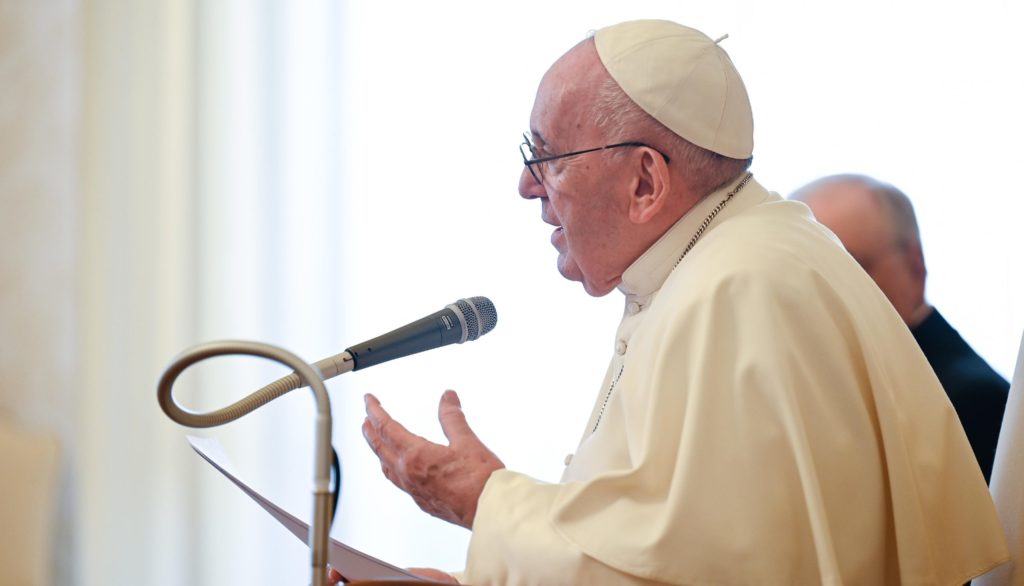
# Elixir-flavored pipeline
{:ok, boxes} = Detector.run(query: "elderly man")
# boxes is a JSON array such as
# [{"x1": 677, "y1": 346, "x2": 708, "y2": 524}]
[
  {"x1": 791, "y1": 175, "x2": 1010, "y2": 481},
  {"x1": 354, "y1": 20, "x2": 1008, "y2": 585}
]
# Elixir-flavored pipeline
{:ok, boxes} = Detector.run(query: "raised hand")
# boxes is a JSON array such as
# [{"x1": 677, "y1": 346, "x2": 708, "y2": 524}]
[{"x1": 362, "y1": 390, "x2": 505, "y2": 528}]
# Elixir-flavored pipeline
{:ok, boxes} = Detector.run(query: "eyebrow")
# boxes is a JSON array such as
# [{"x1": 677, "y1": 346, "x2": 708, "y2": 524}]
[{"x1": 529, "y1": 131, "x2": 557, "y2": 158}]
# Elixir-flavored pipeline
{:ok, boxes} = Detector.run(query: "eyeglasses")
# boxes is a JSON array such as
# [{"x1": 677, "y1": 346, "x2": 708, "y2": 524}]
[{"x1": 519, "y1": 133, "x2": 671, "y2": 185}]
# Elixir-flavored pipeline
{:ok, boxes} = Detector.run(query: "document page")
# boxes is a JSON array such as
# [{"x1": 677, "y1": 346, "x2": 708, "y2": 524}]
[{"x1": 187, "y1": 435, "x2": 436, "y2": 583}]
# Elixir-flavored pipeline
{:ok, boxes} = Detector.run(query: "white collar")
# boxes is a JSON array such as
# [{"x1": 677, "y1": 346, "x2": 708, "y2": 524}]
[{"x1": 619, "y1": 173, "x2": 772, "y2": 298}]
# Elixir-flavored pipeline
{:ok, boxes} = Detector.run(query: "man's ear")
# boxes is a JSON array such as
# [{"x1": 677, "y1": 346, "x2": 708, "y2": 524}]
[
  {"x1": 905, "y1": 240, "x2": 927, "y2": 286},
  {"x1": 628, "y1": 149, "x2": 670, "y2": 224}
]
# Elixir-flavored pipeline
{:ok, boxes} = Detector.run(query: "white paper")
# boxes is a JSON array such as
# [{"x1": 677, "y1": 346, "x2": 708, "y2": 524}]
[{"x1": 187, "y1": 435, "x2": 435, "y2": 583}]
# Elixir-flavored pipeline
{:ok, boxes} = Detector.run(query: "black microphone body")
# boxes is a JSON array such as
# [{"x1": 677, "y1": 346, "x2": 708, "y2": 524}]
[
  {"x1": 345, "y1": 296, "x2": 496, "y2": 371},
  {"x1": 345, "y1": 307, "x2": 464, "y2": 370}
]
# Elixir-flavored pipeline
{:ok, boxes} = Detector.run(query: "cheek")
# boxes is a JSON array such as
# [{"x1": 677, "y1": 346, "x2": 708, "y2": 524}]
[
  {"x1": 867, "y1": 262, "x2": 912, "y2": 304},
  {"x1": 545, "y1": 159, "x2": 594, "y2": 197},
  {"x1": 547, "y1": 167, "x2": 618, "y2": 248},
  {"x1": 546, "y1": 185, "x2": 578, "y2": 225},
  {"x1": 552, "y1": 198, "x2": 593, "y2": 250}
]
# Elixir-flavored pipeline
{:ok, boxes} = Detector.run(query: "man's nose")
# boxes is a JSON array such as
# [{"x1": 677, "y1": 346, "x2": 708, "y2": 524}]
[{"x1": 518, "y1": 166, "x2": 544, "y2": 199}]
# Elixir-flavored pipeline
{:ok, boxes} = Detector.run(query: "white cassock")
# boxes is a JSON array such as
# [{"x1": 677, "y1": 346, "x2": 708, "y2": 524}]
[
  {"x1": 461, "y1": 174, "x2": 1008, "y2": 586},
  {"x1": 974, "y1": 331, "x2": 1024, "y2": 586}
]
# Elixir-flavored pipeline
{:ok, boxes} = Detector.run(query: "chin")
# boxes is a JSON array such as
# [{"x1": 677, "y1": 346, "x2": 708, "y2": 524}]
[
  {"x1": 581, "y1": 281, "x2": 618, "y2": 297},
  {"x1": 578, "y1": 273, "x2": 620, "y2": 297},
  {"x1": 558, "y1": 260, "x2": 618, "y2": 297},
  {"x1": 556, "y1": 258, "x2": 581, "y2": 283}
]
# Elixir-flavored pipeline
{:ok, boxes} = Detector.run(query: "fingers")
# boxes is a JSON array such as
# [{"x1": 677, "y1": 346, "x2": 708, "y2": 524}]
[
  {"x1": 327, "y1": 565, "x2": 347, "y2": 583},
  {"x1": 363, "y1": 393, "x2": 442, "y2": 491},
  {"x1": 362, "y1": 395, "x2": 411, "y2": 486},
  {"x1": 438, "y1": 389, "x2": 482, "y2": 447},
  {"x1": 361, "y1": 418, "x2": 397, "y2": 485},
  {"x1": 365, "y1": 390, "x2": 481, "y2": 450},
  {"x1": 364, "y1": 394, "x2": 418, "y2": 452},
  {"x1": 407, "y1": 567, "x2": 460, "y2": 583},
  {"x1": 360, "y1": 391, "x2": 504, "y2": 528}
]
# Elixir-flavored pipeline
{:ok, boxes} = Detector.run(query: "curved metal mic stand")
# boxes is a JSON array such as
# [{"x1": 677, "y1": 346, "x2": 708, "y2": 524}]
[{"x1": 156, "y1": 340, "x2": 334, "y2": 586}]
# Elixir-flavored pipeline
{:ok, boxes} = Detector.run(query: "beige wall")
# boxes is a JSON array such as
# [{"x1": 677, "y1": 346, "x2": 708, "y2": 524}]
[
  {"x1": 0, "y1": 2, "x2": 79, "y2": 585},
  {"x1": 2, "y1": 2, "x2": 307, "y2": 582}
]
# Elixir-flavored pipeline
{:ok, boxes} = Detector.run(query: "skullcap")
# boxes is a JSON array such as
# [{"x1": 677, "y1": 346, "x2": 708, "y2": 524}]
[{"x1": 594, "y1": 19, "x2": 754, "y2": 158}]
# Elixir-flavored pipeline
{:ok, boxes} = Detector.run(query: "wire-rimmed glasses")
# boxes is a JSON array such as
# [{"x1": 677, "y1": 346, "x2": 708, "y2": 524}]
[{"x1": 519, "y1": 133, "x2": 671, "y2": 185}]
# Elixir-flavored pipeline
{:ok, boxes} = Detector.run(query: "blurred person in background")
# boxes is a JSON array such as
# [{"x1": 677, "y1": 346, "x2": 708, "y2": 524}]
[{"x1": 792, "y1": 174, "x2": 1009, "y2": 482}]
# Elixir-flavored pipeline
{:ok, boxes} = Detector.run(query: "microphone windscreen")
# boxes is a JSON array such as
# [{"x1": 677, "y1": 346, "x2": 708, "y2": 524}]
[{"x1": 458, "y1": 296, "x2": 497, "y2": 341}]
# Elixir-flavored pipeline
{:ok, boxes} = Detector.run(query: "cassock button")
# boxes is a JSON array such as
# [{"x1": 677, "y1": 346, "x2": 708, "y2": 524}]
[
  {"x1": 615, "y1": 340, "x2": 627, "y2": 355},
  {"x1": 627, "y1": 301, "x2": 641, "y2": 315},
  {"x1": 564, "y1": 453, "x2": 574, "y2": 466}
]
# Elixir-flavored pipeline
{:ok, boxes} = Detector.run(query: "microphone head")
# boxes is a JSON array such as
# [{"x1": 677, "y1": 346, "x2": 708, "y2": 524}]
[{"x1": 452, "y1": 296, "x2": 497, "y2": 341}]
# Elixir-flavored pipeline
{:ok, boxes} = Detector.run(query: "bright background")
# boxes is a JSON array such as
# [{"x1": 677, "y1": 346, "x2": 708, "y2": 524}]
[{"x1": 1, "y1": 1, "x2": 1022, "y2": 585}]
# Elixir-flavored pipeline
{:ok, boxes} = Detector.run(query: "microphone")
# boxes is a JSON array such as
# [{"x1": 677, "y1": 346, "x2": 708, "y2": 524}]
[
  {"x1": 310, "y1": 295, "x2": 497, "y2": 380},
  {"x1": 155, "y1": 297, "x2": 496, "y2": 584},
  {"x1": 192, "y1": 297, "x2": 497, "y2": 412},
  {"x1": 344, "y1": 295, "x2": 497, "y2": 371}
]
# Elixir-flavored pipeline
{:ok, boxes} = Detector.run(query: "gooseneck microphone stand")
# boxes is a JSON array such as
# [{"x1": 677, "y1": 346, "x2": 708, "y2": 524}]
[{"x1": 157, "y1": 340, "x2": 335, "y2": 586}]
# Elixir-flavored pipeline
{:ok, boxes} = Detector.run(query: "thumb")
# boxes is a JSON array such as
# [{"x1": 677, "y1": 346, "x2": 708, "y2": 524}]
[{"x1": 438, "y1": 390, "x2": 479, "y2": 446}]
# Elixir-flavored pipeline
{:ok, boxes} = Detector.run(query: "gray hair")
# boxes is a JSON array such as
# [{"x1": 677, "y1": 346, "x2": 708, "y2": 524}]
[
  {"x1": 793, "y1": 174, "x2": 921, "y2": 247},
  {"x1": 590, "y1": 75, "x2": 752, "y2": 199}
]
